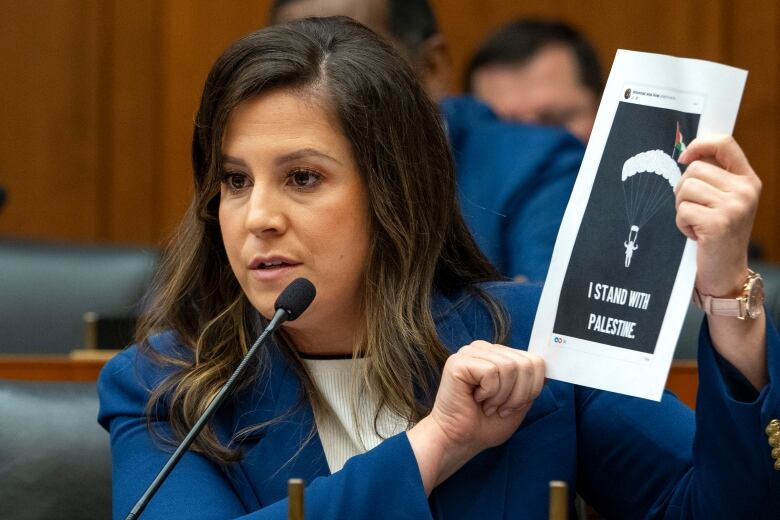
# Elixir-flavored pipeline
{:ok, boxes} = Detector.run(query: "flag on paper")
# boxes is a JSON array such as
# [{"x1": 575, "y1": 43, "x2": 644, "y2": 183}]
[{"x1": 674, "y1": 122, "x2": 686, "y2": 157}]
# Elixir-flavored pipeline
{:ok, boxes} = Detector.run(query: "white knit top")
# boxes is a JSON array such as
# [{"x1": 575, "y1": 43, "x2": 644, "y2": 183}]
[{"x1": 302, "y1": 358, "x2": 410, "y2": 473}]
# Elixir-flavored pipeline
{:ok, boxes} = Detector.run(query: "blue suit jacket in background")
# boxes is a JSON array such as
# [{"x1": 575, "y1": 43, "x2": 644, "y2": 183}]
[
  {"x1": 440, "y1": 96, "x2": 584, "y2": 281},
  {"x1": 99, "y1": 283, "x2": 780, "y2": 519}
]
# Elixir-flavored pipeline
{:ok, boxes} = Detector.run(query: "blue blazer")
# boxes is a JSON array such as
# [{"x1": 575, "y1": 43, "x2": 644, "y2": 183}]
[
  {"x1": 441, "y1": 97, "x2": 584, "y2": 282},
  {"x1": 98, "y1": 282, "x2": 780, "y2": 519}
]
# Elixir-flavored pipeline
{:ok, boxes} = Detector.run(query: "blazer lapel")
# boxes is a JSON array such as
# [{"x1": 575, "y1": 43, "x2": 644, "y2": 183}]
[
  {"x1": 433, "y1": 291, "x2": 479, "y2": 354},
  {"x1": 226, "y1": 345, "x2": 330, "y2": 507},
  {"x1": 429, "y1": 291, "x2": 510, "y2": 518}
]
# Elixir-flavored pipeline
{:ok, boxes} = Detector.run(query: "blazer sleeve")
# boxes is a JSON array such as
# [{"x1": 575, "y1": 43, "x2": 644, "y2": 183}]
[
  {"x1": 574, "y1": 315, "x2": 780, "y2": 518},
  {"x1": 98, "y1": 346, "x2": 432, "y2": 520}
]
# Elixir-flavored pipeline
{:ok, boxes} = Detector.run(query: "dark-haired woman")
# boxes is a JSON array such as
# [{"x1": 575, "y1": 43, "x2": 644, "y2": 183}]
[{"x1": 99, "y1": 17, "x2": 779, "y2": 519}]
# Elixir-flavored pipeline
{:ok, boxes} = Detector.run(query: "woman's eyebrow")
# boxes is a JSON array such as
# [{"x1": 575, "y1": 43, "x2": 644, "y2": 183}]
[
  {"x1": 274, "y1": 148, "x2": 344, "y2": 166},
  {"x1": 222, "y1": 155, "x2": 248, "y2": 167}
]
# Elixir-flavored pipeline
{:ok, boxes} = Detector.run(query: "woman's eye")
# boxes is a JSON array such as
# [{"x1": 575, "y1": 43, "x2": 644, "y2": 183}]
[
  {"x1": 288, "y1": 169, "x2": 321, "y2": 189},
  {"x1": 222, "y1": 172, "x2": 249, "y2": 191}
]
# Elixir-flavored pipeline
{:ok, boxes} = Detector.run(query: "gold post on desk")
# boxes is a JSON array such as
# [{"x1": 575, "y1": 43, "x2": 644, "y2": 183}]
[
  {"x1": 83, "y1": 312, "x2": 99, "y2": 350},
  {"x1": 549, "y1": 480, "x2": 568, "y2": 520},
  {"x1": 288, "y1": 478, "x2": 304, "y2": 520}
]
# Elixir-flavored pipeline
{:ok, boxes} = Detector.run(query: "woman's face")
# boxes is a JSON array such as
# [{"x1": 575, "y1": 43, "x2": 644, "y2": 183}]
[{"x1": 219, "y1": 89, "x2": 370, "y2": 351}]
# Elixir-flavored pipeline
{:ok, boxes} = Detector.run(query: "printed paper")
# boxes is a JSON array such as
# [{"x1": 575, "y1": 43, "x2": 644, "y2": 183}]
[{"x1": 529, "y1": 50, "x2": 747, "y2": 400}]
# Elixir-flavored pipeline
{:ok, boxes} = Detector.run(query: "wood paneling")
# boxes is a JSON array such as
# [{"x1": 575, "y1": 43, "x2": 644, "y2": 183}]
[
  {"x1": 101, "y1": 0, "x2": 162, "y2": 243},
  {"x1": 724, "y1": 0, "x2": 780, "y2": 261},
  {"x1": 0, "y1": 0, "x2": 777, "y2": 260},
  {"x1": 0, "y1": 0, "x2": 102, "y2": 241},
  {"x1": 157, "y1": 0, "x2": 270, "y2": 237}
]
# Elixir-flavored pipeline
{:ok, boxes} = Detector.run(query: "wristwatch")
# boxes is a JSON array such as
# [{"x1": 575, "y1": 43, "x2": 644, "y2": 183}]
[{"x1": 693, "y1": 269, "x2": 765, "y2": 320}]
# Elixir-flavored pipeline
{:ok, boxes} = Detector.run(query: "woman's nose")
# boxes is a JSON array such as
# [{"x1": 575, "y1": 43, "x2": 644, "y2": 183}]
[{"x1": 244, "y1": 183, "x2": 287, "y2": 236}]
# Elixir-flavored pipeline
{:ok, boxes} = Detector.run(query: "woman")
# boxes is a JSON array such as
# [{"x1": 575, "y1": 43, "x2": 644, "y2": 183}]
[{"x1": 99, "y1": 17, "x2": 779, "y2": 519}]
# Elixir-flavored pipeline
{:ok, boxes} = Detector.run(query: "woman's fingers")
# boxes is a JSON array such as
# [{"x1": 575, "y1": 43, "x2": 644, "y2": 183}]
[
  {"x1": 457, "y1": 341, "x2": 545, "y2": 417},
  {"x1": 676, "y1": 158, "x2": 733, "y2": 196},
  {"x1": 675, "y1": 200, "x2": 718, "y2": 240},
  {"x1": 427, "y1": 341, "x2": 547, "y2": 464},
  {"x1": 678, "y1": 134, "x2": 752, "y2": 175},
  {"x1": 448, "y1": 352, "x2": 501, "y2": 404},
  {"x1": 493, "y1": 353, "x2": 539, "y2": 417},
  {"x1": 675, "y1": 175, "x2": 724, "y2": 211},
  {"x1": 674, "y1": 135, "x2": 761, "y2": 297},
  {"x1": 463, "y1": 342, "x2": 518, "y2": 414}
]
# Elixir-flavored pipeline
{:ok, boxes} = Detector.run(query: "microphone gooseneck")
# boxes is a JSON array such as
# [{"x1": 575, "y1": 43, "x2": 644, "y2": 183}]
[{"x1": 125, "y1": 278, "x2": 316, "y2": 520}]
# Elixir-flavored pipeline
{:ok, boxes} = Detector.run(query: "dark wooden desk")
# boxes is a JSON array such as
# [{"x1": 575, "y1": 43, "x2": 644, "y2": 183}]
[{"x1": 0, "y1": 355, "x2": 700, "y2": 409}]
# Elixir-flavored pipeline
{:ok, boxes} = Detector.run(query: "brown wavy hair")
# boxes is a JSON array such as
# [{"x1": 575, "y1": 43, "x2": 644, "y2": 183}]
[{"x1": 137, "y1": 16, "x2": 507, "y2": 463}]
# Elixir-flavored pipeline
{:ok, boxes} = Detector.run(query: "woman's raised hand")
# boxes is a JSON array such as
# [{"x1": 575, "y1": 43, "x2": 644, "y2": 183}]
[
  {"x1": 675, "y1": 135, "x2": 767, "y2": 389},
  {"x1": 675, "y1": 135, "x2": 761, "y2": 297},
  {"x1": 407, "y1": 341, "x2": 545, "y2": 495}
]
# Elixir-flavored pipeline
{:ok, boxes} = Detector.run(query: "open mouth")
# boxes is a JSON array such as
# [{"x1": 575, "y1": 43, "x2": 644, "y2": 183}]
[
  {"x1": 257, "y1": 260, "x2": 292, "y2": 270},
  {"x1": 249, "y1": 257, "x2": 301, "y2": 272}
]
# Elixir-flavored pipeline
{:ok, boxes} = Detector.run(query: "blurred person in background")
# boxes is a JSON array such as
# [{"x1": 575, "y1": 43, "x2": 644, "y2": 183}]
[
  {"x1": 272, "y1": 0, "x2": 585, "y2": 283},
  {"x1": 464, "y1": 18, "x2": 602, "y2": 143}
]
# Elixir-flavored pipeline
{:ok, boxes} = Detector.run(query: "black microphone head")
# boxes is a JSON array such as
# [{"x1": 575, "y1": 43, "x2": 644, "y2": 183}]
[{"x1": 274, "y1": 278, "x2": 316, "y2": 321}]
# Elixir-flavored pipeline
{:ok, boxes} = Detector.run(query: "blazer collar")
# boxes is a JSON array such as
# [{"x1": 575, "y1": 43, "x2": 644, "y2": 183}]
[
  {"x1": 428, "y1": 289, "x2": 510, "y2": 516},
  {"x1": 223, "y1": 343, "x2": 330, "y2": 508},
  {"x1": 432, "y1": 288, "x2": 485, "y2": 354}
]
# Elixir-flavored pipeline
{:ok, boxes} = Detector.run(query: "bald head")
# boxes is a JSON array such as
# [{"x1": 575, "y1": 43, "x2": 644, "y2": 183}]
[{"x1": 271, "y1": 0, "x2": 451, "y2": 100}]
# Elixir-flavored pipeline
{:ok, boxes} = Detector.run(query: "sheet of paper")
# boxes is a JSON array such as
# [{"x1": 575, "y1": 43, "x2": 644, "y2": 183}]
[{"x1": 528, "y1": 50, "x2": 747, "y2": 401}]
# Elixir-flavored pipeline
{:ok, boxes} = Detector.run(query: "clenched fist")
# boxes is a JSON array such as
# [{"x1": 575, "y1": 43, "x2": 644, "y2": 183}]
[{"x1": 407, "y1": 341, "x2": 545, "y2": 494}]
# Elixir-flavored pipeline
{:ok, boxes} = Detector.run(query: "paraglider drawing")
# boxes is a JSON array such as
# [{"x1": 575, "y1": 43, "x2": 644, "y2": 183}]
[{"x1": 620, "y1": 148, "x2": 682, "y2": 267}]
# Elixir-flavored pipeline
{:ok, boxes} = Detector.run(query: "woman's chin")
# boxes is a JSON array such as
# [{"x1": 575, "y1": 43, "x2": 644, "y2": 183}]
[{"x1": 246, "y1": 297, "x2": 276, "y2": 322}]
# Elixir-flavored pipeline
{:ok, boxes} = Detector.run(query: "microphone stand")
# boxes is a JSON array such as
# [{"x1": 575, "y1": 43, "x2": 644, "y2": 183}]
[{"x1": 125, "y1": 308, "x2": 290, "y2": 520}]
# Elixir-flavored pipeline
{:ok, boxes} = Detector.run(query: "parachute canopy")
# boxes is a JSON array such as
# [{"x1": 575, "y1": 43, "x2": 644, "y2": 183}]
[
  {"x1": 621, "y1": 149, "x2": 681, "y2": 228},
  {"x1": 621, "y1": 149, "x2": 682, "y2": 188}
]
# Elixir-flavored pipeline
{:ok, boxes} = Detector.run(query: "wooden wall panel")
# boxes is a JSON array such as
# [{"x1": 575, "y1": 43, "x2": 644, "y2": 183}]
[
  {"x1": 157, "y1": 0, "x2": 271, "y2": 237},
  {"x1": 0, "y1": 0, "x2": 102, "y2": 242},
  {"x1": 100, "y1": 0, "x2": 162, "y2": 244},
  {"x1": 1, "y1": 0, "x2": 777, "y2": 261},
  {"x1": 724, "y1": 0, "x2": 780, "y2": 261}
]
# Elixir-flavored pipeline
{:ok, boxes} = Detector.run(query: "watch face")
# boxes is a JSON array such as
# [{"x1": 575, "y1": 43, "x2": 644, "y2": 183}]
[{"x1": 746, "y1": 275, "x2": 765, "y2": 319}]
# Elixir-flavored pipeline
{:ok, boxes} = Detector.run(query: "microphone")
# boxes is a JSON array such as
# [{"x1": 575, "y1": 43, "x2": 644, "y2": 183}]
[
  {"x1": 274, "y1": 277, "x2": 317, "y2": 321},
  {"x1": 125, "y1": 278, "x2": 316, "y2": 520}
]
